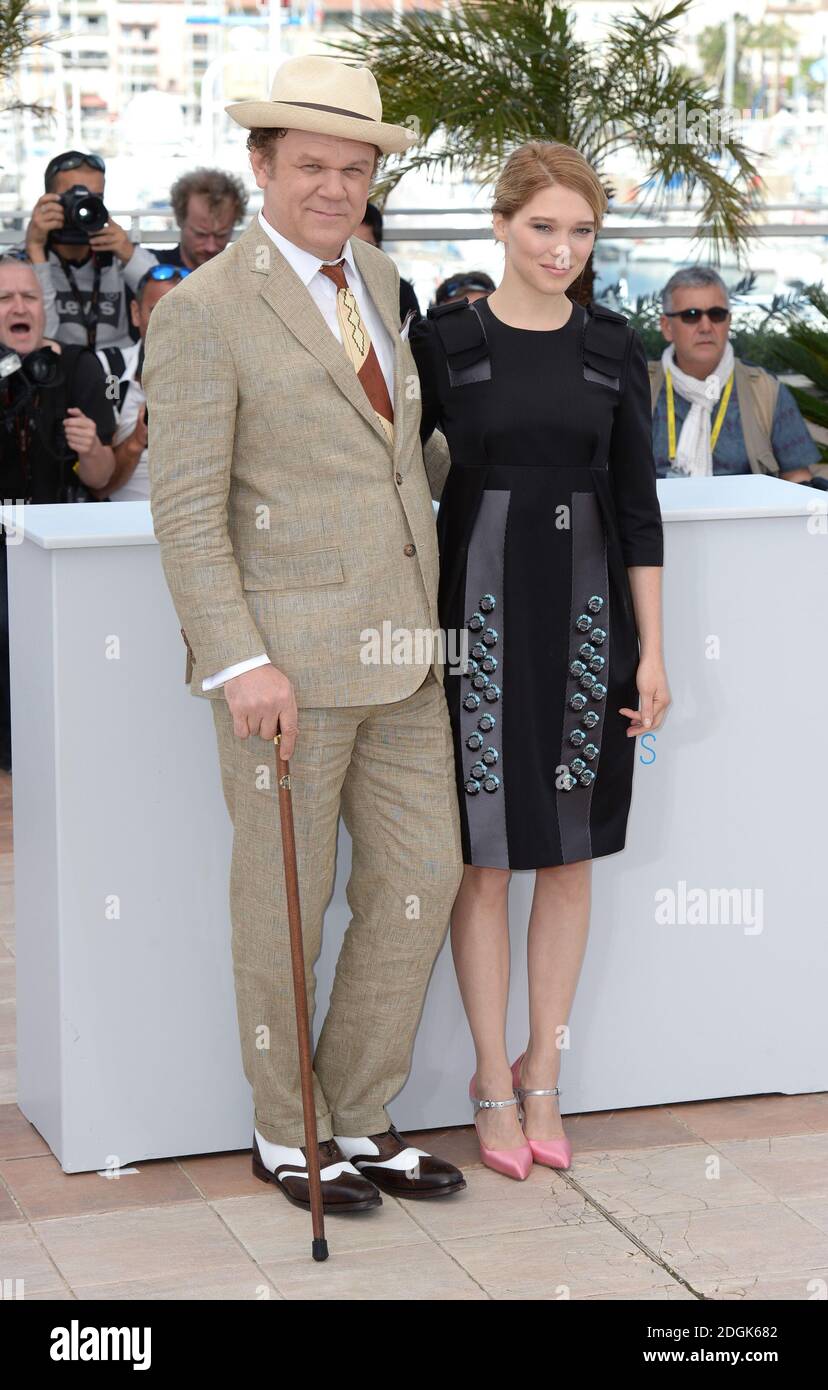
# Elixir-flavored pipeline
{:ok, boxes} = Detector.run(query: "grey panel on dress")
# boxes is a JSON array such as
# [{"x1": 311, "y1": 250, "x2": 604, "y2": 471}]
[
  {"x1": 557, "y1": 490, "x2": 610, "y2": 863},
  {"x1": 459, "y1": 489, "x2": 511, "y2": 867},
  {"x1": 583, "y1": 365, "x2": 620, "y2": 390},
  {"x1": 447, "y1": 356, "x2": 491, "y2": 388}
]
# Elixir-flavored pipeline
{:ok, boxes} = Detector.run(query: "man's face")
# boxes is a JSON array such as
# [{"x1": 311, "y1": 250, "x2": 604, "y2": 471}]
[
  {"x1": 0, "y1": 263, "x2": 46, "y2": 355},
  {"x1": 130, "y1": 277, "x2": 179, "y2": 338},
  {"x1": 250, "y1": 129, "x2": 379, "y2": 259},
  {"x1": 50, "y1": 164, "x2": 105, "y2": 202},
  {"x1": 50, "y1": 163, "x2": 105, "y2": 252},
  {"x1": 179, "y1": 193, "x2": 236, "y2": 267},
  {"x1": 660, "y1": 287, "x2": 731, "y2": 375}
]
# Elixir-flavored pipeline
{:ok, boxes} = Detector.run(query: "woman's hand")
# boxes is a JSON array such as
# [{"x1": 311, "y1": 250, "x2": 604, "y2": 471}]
[{"x1": 619, "y1": 654, "x2": 671, "y2": 737}]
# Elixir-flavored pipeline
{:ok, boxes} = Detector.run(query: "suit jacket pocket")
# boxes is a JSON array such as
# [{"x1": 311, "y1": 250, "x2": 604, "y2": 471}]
[{"x1": 241, "y1": 546, "x2": 345, "y2": 591}]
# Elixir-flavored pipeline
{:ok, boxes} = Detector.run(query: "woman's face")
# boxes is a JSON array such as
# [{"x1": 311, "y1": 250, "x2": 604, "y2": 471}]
[{"x1": 493, "y1": 184, "x2": 597, "y2": 297}]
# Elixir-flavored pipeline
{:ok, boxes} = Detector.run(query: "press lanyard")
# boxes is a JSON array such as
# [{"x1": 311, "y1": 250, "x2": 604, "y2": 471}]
[
  {"x1": 58, "y1": 255, "x2": 102, "y2": 351},
  {"x1": 666, "y1": 367, "x2": 733, "y2": 461}
]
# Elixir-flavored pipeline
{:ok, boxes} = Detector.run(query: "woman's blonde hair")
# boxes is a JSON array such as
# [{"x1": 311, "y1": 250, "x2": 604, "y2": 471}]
[{"x1": 492, "y1": 141, "x2": 608, "y2": 235}]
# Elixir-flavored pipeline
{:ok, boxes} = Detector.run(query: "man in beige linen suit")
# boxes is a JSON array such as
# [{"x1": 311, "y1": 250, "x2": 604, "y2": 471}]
[{"x1": 143, "y1": 55, "x2": 465, "y2": 1214}]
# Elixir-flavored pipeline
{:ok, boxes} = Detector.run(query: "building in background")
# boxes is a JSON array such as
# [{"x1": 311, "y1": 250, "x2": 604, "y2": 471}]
[{"x1": 1, "y1": 0, "x2": 827, "y2": 302}]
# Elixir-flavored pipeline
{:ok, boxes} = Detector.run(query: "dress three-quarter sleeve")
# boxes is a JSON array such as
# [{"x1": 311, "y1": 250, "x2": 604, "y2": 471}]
[
  {"x1": 608, "y1": 328, "x2": 664, "y2": 567},
  {"x1": 408, "y1": 315, "x2": 443, "y2": 445}
]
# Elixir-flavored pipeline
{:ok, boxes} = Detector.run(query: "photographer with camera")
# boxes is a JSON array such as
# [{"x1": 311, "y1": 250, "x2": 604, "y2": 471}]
[
  {"x1": 23, "y1": 150, "x2": 159, "y2": 353},
  {"x1": 0, "y1": 252, "x2": 116, "y2": 770}
]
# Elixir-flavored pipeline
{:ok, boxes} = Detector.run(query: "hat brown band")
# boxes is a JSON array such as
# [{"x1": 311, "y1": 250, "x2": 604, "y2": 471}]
[{"x1": 279, "y1": 99, "x2": 378, "y2": 123}]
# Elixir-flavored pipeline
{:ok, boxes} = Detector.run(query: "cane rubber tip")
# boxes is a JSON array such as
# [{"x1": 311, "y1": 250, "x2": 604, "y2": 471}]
[{"x1": 312, "y1": 1238, "x2": 329, "y2": 1262}]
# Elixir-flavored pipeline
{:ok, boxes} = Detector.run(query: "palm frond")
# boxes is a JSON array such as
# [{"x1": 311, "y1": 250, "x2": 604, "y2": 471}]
[{"x1": 325, "y1": 0, "x2": 762, "y2": 262}]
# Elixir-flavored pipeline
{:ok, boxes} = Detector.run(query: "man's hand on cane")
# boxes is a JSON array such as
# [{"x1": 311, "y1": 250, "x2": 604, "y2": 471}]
[{"x1": 223, "y1": 664, "x2": 299, "y2": 756}]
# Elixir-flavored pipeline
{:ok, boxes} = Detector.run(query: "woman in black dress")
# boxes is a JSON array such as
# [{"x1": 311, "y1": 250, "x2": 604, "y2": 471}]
[{"x1": 410, "y1": 142, "x2": 671, "y2": 1180}]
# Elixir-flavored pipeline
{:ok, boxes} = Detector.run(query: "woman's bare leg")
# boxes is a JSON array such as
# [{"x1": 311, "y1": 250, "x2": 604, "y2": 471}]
[
  {"x1": 519, "y1": 860, "x2": 592, "y2": 1140},
  {"x1": 449, "y1": 863, "x2": 525, "y2": 1150}
]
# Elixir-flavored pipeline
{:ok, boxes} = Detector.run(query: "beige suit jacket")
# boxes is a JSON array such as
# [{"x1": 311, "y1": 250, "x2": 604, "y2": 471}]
[{"x1": 142, "y1": 217, "x2": 452, "y2": 706}]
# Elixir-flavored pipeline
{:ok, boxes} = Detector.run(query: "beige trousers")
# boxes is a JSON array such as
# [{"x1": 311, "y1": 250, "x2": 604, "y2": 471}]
[{"x1": 209, "y1": 669, "x2": 465, "y2": 1146}]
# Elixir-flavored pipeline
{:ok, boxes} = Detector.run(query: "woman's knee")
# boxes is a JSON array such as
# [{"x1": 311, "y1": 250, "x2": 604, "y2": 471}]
[
  {"x1": 460, "y1": 863, "x2": 512, "y2": 901},
  {"x1": 535, "y1": 859, "x2": 591, "y2": 899}
]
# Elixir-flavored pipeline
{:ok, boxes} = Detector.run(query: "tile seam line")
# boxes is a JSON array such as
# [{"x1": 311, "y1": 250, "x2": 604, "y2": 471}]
[{"x1": 556, "y1": 1172, "x2": 707, "y2": 1300}]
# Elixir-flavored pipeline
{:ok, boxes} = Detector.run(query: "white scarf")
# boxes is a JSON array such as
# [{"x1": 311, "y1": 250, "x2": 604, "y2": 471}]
[{"x1": 661, "y1": 339, "x2": 735, "y2": 476}]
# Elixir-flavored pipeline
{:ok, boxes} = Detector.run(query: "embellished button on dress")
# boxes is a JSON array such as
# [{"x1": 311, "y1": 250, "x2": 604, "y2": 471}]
[{"x1": 410, "y1": 295, "x2": 664, "y2": 870}]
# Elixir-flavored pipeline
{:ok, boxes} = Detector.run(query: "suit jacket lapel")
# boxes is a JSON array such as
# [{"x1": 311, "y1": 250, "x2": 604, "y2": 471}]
[{"x1": 238, "y1": 218, "x2": 399, "y2": 458}]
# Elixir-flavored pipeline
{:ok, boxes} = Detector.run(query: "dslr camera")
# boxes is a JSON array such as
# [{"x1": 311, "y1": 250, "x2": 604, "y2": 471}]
[
  {"x1": 49, "y1": 184, "x2": 109, "y2": 247},
  {"x1": 0, "y1": 342, "x2": 62, "y2": 395}
]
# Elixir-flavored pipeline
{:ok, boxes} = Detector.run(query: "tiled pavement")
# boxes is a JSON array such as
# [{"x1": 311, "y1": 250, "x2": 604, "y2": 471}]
[{"x1": 2, "y1": 769, "x2": 827, "y2": 1300}]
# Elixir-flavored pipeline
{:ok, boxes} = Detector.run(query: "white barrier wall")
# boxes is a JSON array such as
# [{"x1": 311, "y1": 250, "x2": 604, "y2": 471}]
[{"x1": 4, "y1": 474, "x2": 827, "y2": 1172}]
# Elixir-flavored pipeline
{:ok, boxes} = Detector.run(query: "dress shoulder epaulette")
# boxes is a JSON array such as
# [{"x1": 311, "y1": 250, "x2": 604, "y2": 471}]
[
  {"x1": 426, "y1": 296, "x2": 491, "y2": 384},
  {"x1": 588, "y1": 303, "x2": 628, "y2": 326},
  {"x1": 582, "y1": 301, "x2": 629, "y2": 391},
  {"x1": 428, "y1": 299, "x2": 466, "y2": 319}
]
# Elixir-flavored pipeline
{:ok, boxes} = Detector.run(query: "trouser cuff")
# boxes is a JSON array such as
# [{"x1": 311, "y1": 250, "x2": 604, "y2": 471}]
[
  {"x1": 254, "y1": 1114, "x2": 334, "y2": 1146},
  {"x1": 330, "y1": 1108, "x2": 392, "y2": 1139}
]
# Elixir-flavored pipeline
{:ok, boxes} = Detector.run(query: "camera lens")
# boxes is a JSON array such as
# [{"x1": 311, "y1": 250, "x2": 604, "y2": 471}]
[
  {"x1": 24, "y1": 348, "x2": 59, "y2": 387},
  {"x1": 72, "y1": 193, "x2": 107, "y2": 234},
  {"x1": 58, "y1": 186, "x2": 109, "y2": 242}
]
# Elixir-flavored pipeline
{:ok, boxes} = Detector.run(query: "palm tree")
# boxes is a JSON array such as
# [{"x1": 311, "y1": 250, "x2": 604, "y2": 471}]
[
  {"x1": 326, "y1": 0, "x2": 764, "y2": 305},
  {"x1": 762, "y1": 286, "x2": 828, "y2": 462},
  {"x1": 0, "y1": 0, "x2": 43, "y2": 111}
]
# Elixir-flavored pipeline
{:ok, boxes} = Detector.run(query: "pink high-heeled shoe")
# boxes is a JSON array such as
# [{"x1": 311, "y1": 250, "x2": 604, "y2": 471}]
[
  {"x1": 468, "y1": 1071, "x2": 533, "y2": 1180},
  {"x1": 511, "y1": 1053, "x2": 573, "y2": 1170}
]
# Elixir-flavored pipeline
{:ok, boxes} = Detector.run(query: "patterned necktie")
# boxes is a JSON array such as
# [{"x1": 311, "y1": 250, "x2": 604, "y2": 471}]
[{"x1": 318, "y1": 258, "x2": 394, "y2": 446}]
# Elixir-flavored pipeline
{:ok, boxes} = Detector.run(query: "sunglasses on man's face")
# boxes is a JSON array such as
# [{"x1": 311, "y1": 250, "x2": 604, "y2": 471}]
[
  {"x1": 664, "y1": 306, "x2": 730, "y2": 325},
  {"x1": 137, "y1": 263, "x2": 192, "y2": 295},
  {"x1": 45, "y1": 152, "x2": 106, "y2": 184},
  {"x1": 439, "y1": 280, "x2": 492, "y2": 304}
]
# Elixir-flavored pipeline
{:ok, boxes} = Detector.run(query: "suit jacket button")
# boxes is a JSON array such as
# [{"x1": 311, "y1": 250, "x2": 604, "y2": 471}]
[
  {"x1": 403, "y1": 542, "x2": 416, "y2": 556},
  {"x1": 395, "y1": 472, "x2": 403, "y2": 484}
]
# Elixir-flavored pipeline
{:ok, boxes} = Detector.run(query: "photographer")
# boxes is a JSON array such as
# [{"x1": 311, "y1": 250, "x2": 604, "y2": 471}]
[
  {"x1": 93, "y1": 264, "x2": 190, "y2": 501},
  {"x1": 24, "y1": 150, "x2": 159, "y2": 353},
  {"x1": 0, "y1": 252, "x2": 116, "y2": 770}
]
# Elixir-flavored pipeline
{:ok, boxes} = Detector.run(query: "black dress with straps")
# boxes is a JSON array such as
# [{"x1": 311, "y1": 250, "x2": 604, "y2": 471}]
[{"x1": 409, "y1": 294, "x2": 663, "y2": 870}]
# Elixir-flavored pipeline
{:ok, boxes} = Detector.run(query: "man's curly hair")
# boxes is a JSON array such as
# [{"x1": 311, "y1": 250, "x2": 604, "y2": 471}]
[{"x1": 169, "y1": 168, "x2": 248, "y2": 228}]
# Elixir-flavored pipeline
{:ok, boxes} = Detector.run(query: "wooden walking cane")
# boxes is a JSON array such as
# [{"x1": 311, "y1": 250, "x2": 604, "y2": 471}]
[{"x1": 274, "y1": 720, "x2": 329, "y2": 1262}]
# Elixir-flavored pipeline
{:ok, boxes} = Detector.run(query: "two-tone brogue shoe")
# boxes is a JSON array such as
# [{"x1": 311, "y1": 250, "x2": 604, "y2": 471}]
[
  {"x1": 334, "y1": 1123, "x2": 467, "y2": 1199},
  {"x1": 251, "y1": 1131, "x2": 382, "y2": 1213}
]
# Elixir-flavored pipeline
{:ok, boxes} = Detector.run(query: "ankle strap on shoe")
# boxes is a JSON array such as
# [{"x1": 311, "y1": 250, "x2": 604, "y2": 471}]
[
  {"x1": 516, "y1": 1086, "x2": 561, "y2": 1099},
  {"x1": 472, "y1": 1095, "x2": 519, "y2": 1115}
]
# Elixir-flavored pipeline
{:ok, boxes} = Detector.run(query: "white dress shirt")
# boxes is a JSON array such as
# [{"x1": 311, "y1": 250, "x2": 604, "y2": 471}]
[{"x1": 201, "y1": 209, "x2": 396, "y2": 691}]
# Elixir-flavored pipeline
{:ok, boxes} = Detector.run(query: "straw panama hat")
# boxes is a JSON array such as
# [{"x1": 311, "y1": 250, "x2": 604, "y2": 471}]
[{"x1": 225, "y1": 54, "x2": 418, "y2": 156}]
